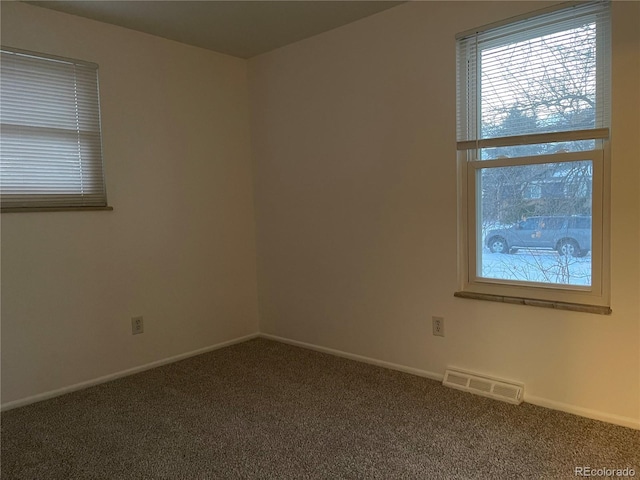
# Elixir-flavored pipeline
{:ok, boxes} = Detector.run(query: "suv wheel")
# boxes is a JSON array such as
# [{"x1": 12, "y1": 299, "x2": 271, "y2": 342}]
[
  {"x1": 488, "y1": 236, "x2": 509, "y2": 254},
  {"x1": 558, "y1": 239, "x2": 580, "y2": 257}
]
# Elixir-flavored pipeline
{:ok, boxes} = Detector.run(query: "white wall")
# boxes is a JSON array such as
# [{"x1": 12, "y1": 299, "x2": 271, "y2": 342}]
[
  {"x1": 249, "y1": 1, "x2": 640, "y2": 428},
  {"x1": 2, "y1": 0, "x2": 638, "y2": 429},
  {"x1": 1, "y1": 2, "x2": 259, "y2": 404}
]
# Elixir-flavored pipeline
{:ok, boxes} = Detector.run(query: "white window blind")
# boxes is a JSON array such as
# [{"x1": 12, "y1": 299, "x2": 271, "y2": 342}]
[
  {"x1": 1, "y1": 47, "x2": 107, "y2": 210},
  {"x1": 456, "y1": 1, "x2": 611, "y2": 153}
]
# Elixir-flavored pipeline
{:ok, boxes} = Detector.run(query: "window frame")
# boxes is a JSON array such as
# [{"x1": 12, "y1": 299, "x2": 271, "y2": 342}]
[{"x1": 455, "y1": 2, "x2": 611, "y2": 312}]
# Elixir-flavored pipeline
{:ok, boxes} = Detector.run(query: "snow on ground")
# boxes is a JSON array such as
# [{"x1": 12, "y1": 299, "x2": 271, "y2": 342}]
[{"x1": 480, "y1": 249, "x2": 591, "y2": 286}]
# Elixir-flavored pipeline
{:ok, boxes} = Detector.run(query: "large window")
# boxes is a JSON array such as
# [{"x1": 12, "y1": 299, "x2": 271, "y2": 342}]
[
  {"x1": 456, "y1": 2, "x2": 610, "y2": 312},
  {"x1": 0, "y1": 47, "x2": 108, "y2": 211}
]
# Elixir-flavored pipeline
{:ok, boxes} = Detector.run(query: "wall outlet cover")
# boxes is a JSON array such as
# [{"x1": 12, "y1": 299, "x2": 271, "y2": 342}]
[
  {"x1": 432, "y1": 316, "x2": 444, "y2": 337},
  {"x1": 132, "y1": 316, "x2": 144, "y2": 335}
]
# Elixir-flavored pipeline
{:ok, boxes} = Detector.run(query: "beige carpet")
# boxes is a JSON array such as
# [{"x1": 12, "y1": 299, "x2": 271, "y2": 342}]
[{"x1": 2, "y1": 338, "x2": 639, "y2": 479}]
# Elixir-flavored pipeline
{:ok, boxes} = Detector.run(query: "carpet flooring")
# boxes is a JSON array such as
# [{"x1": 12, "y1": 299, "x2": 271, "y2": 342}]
[{"x1": 1, "y1": 338, "x2": 639, "y2": 479}]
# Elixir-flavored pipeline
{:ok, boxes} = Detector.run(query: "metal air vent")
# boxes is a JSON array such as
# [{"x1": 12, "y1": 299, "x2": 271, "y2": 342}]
[{"x1": 443, "y1": 368, "x2": 524, "y2": 405}]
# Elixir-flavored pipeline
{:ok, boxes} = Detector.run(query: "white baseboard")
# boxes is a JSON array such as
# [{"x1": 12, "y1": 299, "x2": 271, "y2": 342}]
[
  {"x1": 5, "y1": 331, "x2": 638, "y2": 430},
  {"x1": 0, "y1": 333, "x2": 260, "y2": 412},
  {"x1": 524, "y1": 394, "x2": 640, "y2": 430},
  {"x1": 259, "y1": 333, "x2": 444, "y2": 382},
  {"x1": 260, "y1": 333, "x2": 640, "y2": 431}
]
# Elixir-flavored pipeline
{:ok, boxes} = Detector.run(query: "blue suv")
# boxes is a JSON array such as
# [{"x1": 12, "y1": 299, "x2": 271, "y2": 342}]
[{"x1": 485, "y1": 216, "x2": 591, "y2": 257}]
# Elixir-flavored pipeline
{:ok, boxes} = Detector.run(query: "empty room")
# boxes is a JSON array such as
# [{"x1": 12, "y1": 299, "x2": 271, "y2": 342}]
[{"x1": 1, "y1": 0, "x2": 639, "y2": 478}]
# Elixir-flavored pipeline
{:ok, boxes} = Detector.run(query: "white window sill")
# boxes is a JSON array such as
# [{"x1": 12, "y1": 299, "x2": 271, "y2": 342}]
[
  {"x1": 454, "y1": 291, "x2": 611, "y2": 315},
  {"x1": 1, "y1": 206, "x2": 114, "y2": 213}
]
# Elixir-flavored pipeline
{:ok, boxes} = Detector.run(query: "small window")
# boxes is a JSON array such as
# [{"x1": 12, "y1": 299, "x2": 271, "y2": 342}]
[
  {"x1": 519, "y1": 218, "x2": 538, "y2": 231},
  {"x1": 1, "y1": 47, "x2": 107, "y2": 211},
  {"x1": 543, "y1": 217, "x2": 566, "y2": 230},
  {"x1": 523, "y1": 183, "x2": 542, "y2": 200},
  {"x1": 456, "y1": 2, "x2": 610, "y2": 311}
]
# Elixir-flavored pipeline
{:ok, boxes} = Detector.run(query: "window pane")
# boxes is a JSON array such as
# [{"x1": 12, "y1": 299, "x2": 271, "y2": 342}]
[
  {"x1": 481, "y1": 23, "x2": 597, "y2": 141},
  {"x1": 479, "y1": 160, "x2": 592, "y2": 286}
]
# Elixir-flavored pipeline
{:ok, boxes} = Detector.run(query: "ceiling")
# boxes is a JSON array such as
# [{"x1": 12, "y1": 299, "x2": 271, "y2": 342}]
[{"x1": 26, "y1": 1, "x2": 404, "y2": 58}]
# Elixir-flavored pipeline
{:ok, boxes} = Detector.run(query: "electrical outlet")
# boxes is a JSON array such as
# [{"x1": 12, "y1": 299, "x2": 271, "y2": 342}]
[
  {"x1": 432, "y1": 316, "x2": 444, "y2": 337},
  {"x1": 131, "y1": 316, "x2": 144, "y2": 335}
]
